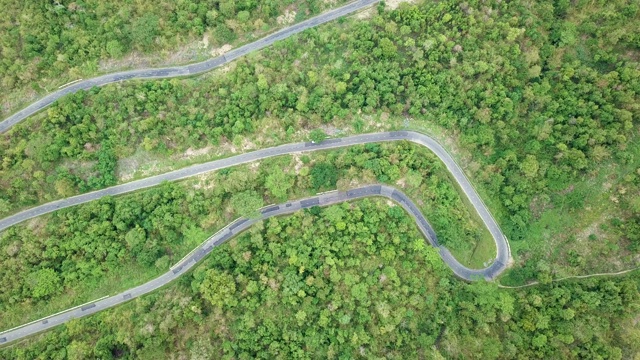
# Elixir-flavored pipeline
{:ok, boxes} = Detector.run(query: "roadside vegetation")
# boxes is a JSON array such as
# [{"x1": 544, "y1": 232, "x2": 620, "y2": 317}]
[
  {"x1": 2, "y1": 201, "x2": 639, "y2": 358},
  {"x1": 0, "y1": 0, "x2": 639, "y2": 355},
  {"x1": 0, "y1": 0, "x2": 347, "y2": 116},
  {"x1": 0, "y1": 142, "x2": 494, "y2": 331},
  {"x1": 1, "y1": 0, "x2": 638, "y2": 282}
]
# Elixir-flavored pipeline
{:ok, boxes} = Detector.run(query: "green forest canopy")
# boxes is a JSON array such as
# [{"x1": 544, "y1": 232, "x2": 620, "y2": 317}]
[
  {"x1": 0, "y1": 0, "x2": 346, "y2": 113},
  {"x1": 0, "y1": 0, "x2": 637, "y2": 281},
  {"x1": 0, "y1": 142, "x2": 493, "y2": 331},
  {"x1": 0, "y1": 0, "x2": 639, "y2": 356},
  {"x1": 1, "y1": 200, "x2": 639, "y2": 359}
]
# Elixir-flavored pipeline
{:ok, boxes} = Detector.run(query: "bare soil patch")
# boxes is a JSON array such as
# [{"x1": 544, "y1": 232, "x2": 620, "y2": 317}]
[
  {"x1": 577, "y1": 214, "x2": 609, "y2": 243},
  {"x1": 117, "y1": 151, "x2": 157, "y2": 182},
  {"x1": 277, "y1": 10, "x2": 297, "y2": 25},
  {"x1": 178, "y1": 146, "x2": 213, "y2": 160},
  {"x1": 211, "y1": 44, "x2": 233, "y2": 57},
  {"x1": 386, "y1": 0, "x2": 417, "y2": 10},
  {"x1": 356, "y1": 8, "x2": 375, "y2": 19}
]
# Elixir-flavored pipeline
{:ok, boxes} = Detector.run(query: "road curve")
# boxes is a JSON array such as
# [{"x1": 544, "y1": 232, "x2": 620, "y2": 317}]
[
  {"x1": 0, "y1": 183, "x2": 508, "y2": 346},
  {"x1": 0, "y1": 0, "x2": 508, "y2": 346},
  {"x1": 0, "y1": 132, "x2": 510, "y2": 276},
  {"x1": 0, "y1": 131, "x2": 506, "y2": 255},
  {"x1": 0, "y1": 0, "x2": 379, "y2": 133}
]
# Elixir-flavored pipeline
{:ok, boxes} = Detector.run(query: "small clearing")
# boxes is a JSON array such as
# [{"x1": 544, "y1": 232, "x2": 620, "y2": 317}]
[
  {"x1": 99, "y1": 39, "x2": 205, "y2": 73},
  {"x1": 179, "y1": 146, "x2": 213, "y2": 160},
  {"x1": 25, "y1": 216, "x2": 48, "y2": 236},
  {"x1": 241, "y1": 138, "x2": 257, "y2": 151},
  {"x1": 199, "y1": 34, "x2": 210, "y2": 49},
  {"x1": 577, "y1": 214, "x2": 609, "y2": 242},
  {"x1": 356, "y1": 8, "x2": 375, "y2": 19},
  {"x1": 386, "y1": 0, "x2": 417, "y2": 10},
  {"x1": 277, "y1": 10, "x2": 296, "y2": 25},
  {"x1": 117, "y1": 151, "x2": 158, "y2": 182},
  {"x1": 212, "y1": 141, "x2": 239, "y2": 157},
  {"x1": 211, "y1": 44, "x2": 233, "y2": 57},
  {"x1": 320, "y1": 124, "x2": 341, "y2": 136},
  {"x1": 192, "y1": 172, "x2": 222, "y2": 191},
  {"x1": 291, "y1": 153, "x2": 305, "y2": 173}
]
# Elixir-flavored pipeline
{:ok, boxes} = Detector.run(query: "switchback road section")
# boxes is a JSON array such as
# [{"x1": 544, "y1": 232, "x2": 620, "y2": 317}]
[
  {"x1": 0, "y1": 184, "x2": 508, "y2": 346},
  {"x1": 0, "y1": 131, "x2": 511, "y2": 280}
]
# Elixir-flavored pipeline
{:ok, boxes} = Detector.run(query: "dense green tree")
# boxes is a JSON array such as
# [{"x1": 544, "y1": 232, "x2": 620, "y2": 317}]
[
  {"x1": 199, "y1": 269, "x2": 237, "y2": 309},
  {"x1": 229, "y1": 190, "x2": 264, "y2": 217},
  {"x1": 130, "y1": 14, "x2": 160, "y2": 51},
  {"x1": 3, "y1": 201, "x2": 639, "y2": 359},
  {"x1": 28, "y1": 268, "x2": 61, "y2": 299},
  {"x1": 310, "y1": 162, "x2": 338, "y2": 190},
  {"x1": 264, "y1": 167, "x2": 294, "y2": 201},
  {"x1": 0, "y1": 0, "x2": 349, "y2": 101},
  {"x1": 0, "y1": 0, "x2": 639, "y2": 356},
  {"x1": 309, "y1": 129, "x2": 327, "y2": 143}
]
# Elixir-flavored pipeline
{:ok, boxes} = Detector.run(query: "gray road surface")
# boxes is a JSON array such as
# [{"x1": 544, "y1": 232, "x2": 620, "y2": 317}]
[
  {"x1": 0, "y1": 131, "x2": 511, "y2": 345},
  {"x1": 0, "y1": 184, "x2": 508, "y2": 346},
  {"x1": 0, "y1": 0, "x2": 510, "y2": 347},
  {"x1": 0, "y1": 0, "x2": 379, "y2": 133}
]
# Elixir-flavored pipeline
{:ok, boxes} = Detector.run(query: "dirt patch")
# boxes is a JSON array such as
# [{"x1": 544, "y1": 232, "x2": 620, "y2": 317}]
[
  {"x1": 117, "y1": 159, "x2": 138, "y2": 182},
  {"x1": 1, "y1": 95, "x2": 27, "y2": 117},
  {"x1": 178, "y1": 296, "x2": 192, "y2": 307},
  {"x1": 25, "y1": 216, "x2": 48, "y2": 236},
  {"x1": 193, "y1": 174, "x2": 217, "y2": 191},
  {"x1": 529, "y1": 195, "x2": 553, "y2": 219},
  {"x1": 136, "y1": 162, "x2": 161, "y2": 179},
  {"x1": 467, "y1": 161, "x2": 481, "y2": 176},
  {"x1": 98, "y1": 40, "x2": 205, "y2": 73},
  {"x1": 356, "y1": 8, "x2": 375, "y2": 19},
  {"x1": 117, "y1": 151, "x2": 158, "y2": 182},
  {"x1": 241, "y1": 138, "x2": 257, "y2": 151},
  {"x1": 4, "y1": 241, "x2": 20, "y2": 257},
  {"x1": 386, "y1": 0, "x2": 417, "y2": 10},
  {"x1": 178, "y1": 146, "x2": 213, "y2": 160},
  {"x1": 213, "y1": 62, "x2": 236, "y2": 76},
  {"x1": 288, "y1": 153, "x2": 305, "y2": 174},
  {"x1": 61, "y1": 159, "x2": 98, "y2": 181},
  {"x1": 200, "y1": 34, "x2": 210, "y2": 50},
  {"x1": 142, "y1": 323, "x2": 155, "y2": 335},
  {"x1": 320, "y1": 124, "x2": 342, "y2": 136},
  {"x1": 211, "y1": 44, "x2": 233, "y2": 57},
  {"x1": 277, "y1": 10, "x2": 296, "y2": 25},
  {"x1": 212, "y1": 140, "x2": 239, "y2": 156},
  {"x1": 345, "y1": 174, "x2": 375, "y2": 188},
  {"x1": 577, "y1": 214, "x2": 609, "y2": 242},
  {"x1": 558, "y1": 184, "x2": 575, "y2": 196},
  {"x1": 362, "y1": 114, "x2": 385, "y2": 130}
]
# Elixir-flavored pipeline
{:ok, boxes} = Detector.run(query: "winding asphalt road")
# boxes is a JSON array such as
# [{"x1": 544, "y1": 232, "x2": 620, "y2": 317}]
[
  {"x1": 0, "y1": 131, "x2": 511, "y2": 345},
  {"x1": 0, "y1": 0, "x2": 512, "y2": 346},
  {"x1": 0, "y1": 184, "x2": 507, "y2": 346},
  {"x1": 0, "y1": 0, "x2": 379, "y2": 133}
]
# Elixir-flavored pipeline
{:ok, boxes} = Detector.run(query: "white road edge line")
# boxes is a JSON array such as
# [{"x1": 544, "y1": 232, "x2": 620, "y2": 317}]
[{"x1": 0, "y1": 295, "x2": 108, "y2": 335}]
